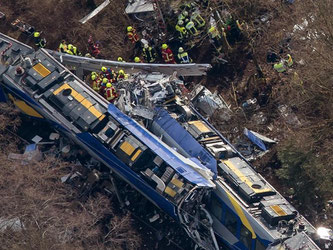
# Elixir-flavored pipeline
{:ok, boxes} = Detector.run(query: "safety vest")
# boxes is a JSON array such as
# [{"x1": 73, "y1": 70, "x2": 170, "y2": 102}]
[
  {"x1": 208, "y1": 28, "x2": 221, "y2": 39},
  {"x1": 185, "y1": 21, "x2": 198, "y2": 36},
  {"x1": 105, "y1": 87, "x2": 116, "y2": 102},
  {"x1": 161, "y1": 48, "x2": 175, "y2": 63},
  {"x1": 92, "y1": 80, "x2": 100, "y2": 92},
  {"x1": 287, "y1": 54, "x2": 293, "y2": 67},
  {"x1": 274, "y1": 62, "x2": 286, "y2": 73},
  {"x1": 191, "y1": 13, "x2": 205, "y2": 28},
  {"x1": 127, "y1": 31, "x2": 139, "y2": 43},
  {"x1": 58, "y1": 43, "x2": 67, "y2": 53},
  {"x1": 143, "y1": 47, "x2": 156, "y2": 63},
  {"x1": 178, "y1": 52, "x2": 191, "y2": 64},
  {"x1": 236, "y1": 20, "x2": 244, "y2": 31}
]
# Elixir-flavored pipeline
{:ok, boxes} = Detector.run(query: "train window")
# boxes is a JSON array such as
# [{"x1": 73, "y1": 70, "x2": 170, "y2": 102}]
[
  {"x1": 224, "y1": 209, "x2": 238, "y2": 236},
  {"x1": 255, "y1": 239, "x2": 266, "y2": 250},
  {"x1": 240, "y1": 225, "x2": 252, "y2": 248},
  {"x1": 210, "y1": 196, "x2": 223, "y2": 221}
]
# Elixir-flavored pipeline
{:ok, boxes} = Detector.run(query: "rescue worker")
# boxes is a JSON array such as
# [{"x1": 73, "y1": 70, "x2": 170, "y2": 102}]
[
  {"x1": 178, "y1": 11, "x2": 190, "y2": 24},
  {"x1": 286, "y1": 54, "x2": 293, "y2": 67},
  {"x1": 104, "y1": 82, "x2": 117, "y2": 103},
  {"x1": 185, "y1": 20, "x2": 198, "y2": 36},
  {"x1": 117, "y1": 69, "x2": 127, "y2": 81},
  {"x1": 236, "y1": 20, "x2": 245, "y2": 31},
  {"x1": 127, "y1": 26, "x2": 139, "y2": 44},
  {"x1": 58, "y1": 40, "x2": 67, "y2": 53},
  {"x1": 33, "y1": 32, "x2": 46, "y2": 48},
  {"x1": 91, "y1": 74, "x2": 100, "y2": 92},
  {"x1": 99, "y1": 77, "x2": 109, "y2": 95},
  {"x1": 101, "y1": 66, "x2": 116, "y2": 81},
  {"x1": 142, "y1": 44, "x2": 157, "y2": 63},
  {"x1": 208, "y1": 26, "x2": 222, "y2": 52},
  {"x1": 274, "y1": 60, "x2": 287, "y2": 73},
  {"x1": 191, "y1": 12, "x2": 206, "y2": 29},
  {"x1": 175, "y1": 20, "x2": 189, "y2": 40},
  {"x1": 134, "y1": 57, "x2": 142, "y2": 63},
  {"x1": 88, "y1": 35, "x2": 101, "y2": 58},
  {"x1": 177, "y1": 47, "x2": 192, "y2": 64},
  {"x1": 161, "y1": 44, "x2": 176, "y2": 64},
  {"x1": 67, "y1": 44, "x2": 81, "y2": 56}
]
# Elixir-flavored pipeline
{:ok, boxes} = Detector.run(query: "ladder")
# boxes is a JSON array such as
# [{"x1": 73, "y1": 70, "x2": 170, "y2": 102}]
[{"x1": 151, "y1": 0, "x2": 167, "y2": 35}]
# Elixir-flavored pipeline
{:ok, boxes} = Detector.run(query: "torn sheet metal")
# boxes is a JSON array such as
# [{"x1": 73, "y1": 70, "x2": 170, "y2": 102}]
[
  {"x1": 108, "y1": 104, "x2": 215, "y2": 187},
  {"x1": 191, "y1": 85, "x2": 230, "y2": 118},
  {"x1": 152, "y1": 108, "x2": 218, "y2": 176},
  {"x1": 244, "y1": 128, "x2": 267, "y2": 151},
  {"x1": 126, "y1": 0, "x2": 154, "y2": 14},
  {"x1": 0, "y1": 217, "x2": 24, "y2": 232},
  {"x1": 79, "y1": 0, "x2": 110, "y2": 24}
]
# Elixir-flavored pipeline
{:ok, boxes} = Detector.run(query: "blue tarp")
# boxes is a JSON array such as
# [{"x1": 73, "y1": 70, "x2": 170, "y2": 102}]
[
  {"x1": 108, "y1": 104, "x2": 214, "y2": 187},
  {"x1": 153, "y1": 108, "x2": 217, "y2": 176}
]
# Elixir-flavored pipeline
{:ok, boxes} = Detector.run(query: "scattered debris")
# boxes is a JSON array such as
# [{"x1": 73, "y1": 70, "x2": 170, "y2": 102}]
[
  {"x1": 0, "y1": 217, "x2": 24, "y2": 232},
  {"x1": 125, "y1": 0, "x2": 154, "y2": 14},
  {"x1": 278, "y1": 104, "x2": 301, "y2": 126},
  {"x1": 191, "y1": 84, "x2": 231, "y2": 119},
  {"x1": 79, "y1": 0, "x2": 111, "y2": 24},
  {"x1": 8, "y1": 144, "x2": 43, "y2": 164}
]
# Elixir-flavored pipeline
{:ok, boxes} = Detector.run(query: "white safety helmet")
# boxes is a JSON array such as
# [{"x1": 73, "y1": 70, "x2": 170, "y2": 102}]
[
  {"x1": 144, "y1": 43, "x2": 149, "y2": 49},
  {"x1": 178, "y1": 47, "x2": 184, "y2": 53},
  {"x1": 178, "y1": 20, "x2": 184, "y2": 26}
]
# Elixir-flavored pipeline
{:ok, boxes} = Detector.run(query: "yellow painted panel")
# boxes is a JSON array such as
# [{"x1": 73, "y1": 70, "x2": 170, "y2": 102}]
[
  {"x1": 33, "y1": 63, "x2": 51, "y2": 77},
  {"x1": 226, "y1": 191, "x2": 256, "y2": 239},
  {"x1": 53, "y1": 83, "x2": 70, "y2": 95},
  {"x1": 89, "y1": 106, "x2": 102, "y2": 119},
  {"x1": 271, "y1": 205, "x2": 287, "y2": 216},
  {"x1": 165, "y1": 187, "x2": 176, "y2": 197},
  {"x1": 80, "y1": 99, "x2": 92, "y2": 109},
  {"x1": 8, "y1": 94, "x2": 43, "y2": 118},
  {"x1": 171, "y1": 178, "x2": 184, "y2": 188},
  {"x1": 200, "y1": 136, "x2": 220, "y2": 142},
  {"x1": 99, "y1": 114, "x2": 106, "y2": 121},
  {"x1": 120, "y1": 141, "x2": 135, "y2": 156},
  {"x1": 74, "y1": 93, "x2": 84, "y2": 102},
  {"x1": 222, "y1": 160, "x2": 272, "y2": 194},
  {"x1": 131, "y1": 149, "x2": 142, "y2": 162},
  {"x1": 189, "y1": 120, "x2": 210, "y2": 133}
]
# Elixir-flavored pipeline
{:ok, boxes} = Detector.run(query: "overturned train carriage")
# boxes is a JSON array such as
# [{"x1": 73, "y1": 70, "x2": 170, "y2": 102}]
[
  {"x1": 0, "y1": 33, "x2": 218, "y2": 250},
  {"x1": 0, "y1": 33, "x2": 325, "y2": 250}
]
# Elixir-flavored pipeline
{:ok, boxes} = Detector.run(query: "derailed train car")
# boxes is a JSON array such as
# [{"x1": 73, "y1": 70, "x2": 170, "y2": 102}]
[{"x1": 0, "y1": 33, "x2": 330, "y2": 249}]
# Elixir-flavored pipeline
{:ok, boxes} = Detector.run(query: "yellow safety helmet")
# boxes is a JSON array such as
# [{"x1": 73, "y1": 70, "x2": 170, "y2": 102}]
[
  {"x1": 134, "y1": 57, "x2": 141, "y2": 63},
  {"x1": 34, "y1": 32, "x2": 40, "y2": 38},
  {"x1": 119, "y1": 69, "x2": 124, "y2": 75},
  {"x1": 117, "y1": 57, "x2": 123, "y2": 62},
  {"x1": 209, "y1": 26, "x2": 216, "y2": 32},
  {"x1": 102, "y1": 78, "x2": 108, "y2": 84},
  {"x1": 101, "y1": 66, "x2": 107, "y2": 72},
  {"x1": 91, "y1": 71, "x2": 97, "y2": 76},
  {"x1": 127, "y1": 26, "x2": 133, "y2": 32},
  {"x1": 106, "y1": 82, "x2": 112, "y2": 88},
  {"x1": 162, "y1": 43, "x2": 168, "y2": 49},
  {"x1": 91, "y1": 75, "x2": 96, "y2": 80}
]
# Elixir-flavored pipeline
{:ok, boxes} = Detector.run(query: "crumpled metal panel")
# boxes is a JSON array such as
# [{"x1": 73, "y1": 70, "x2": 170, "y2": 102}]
[{"x1": 108, "y1": 104, "x2": 215, "y2": 187}]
